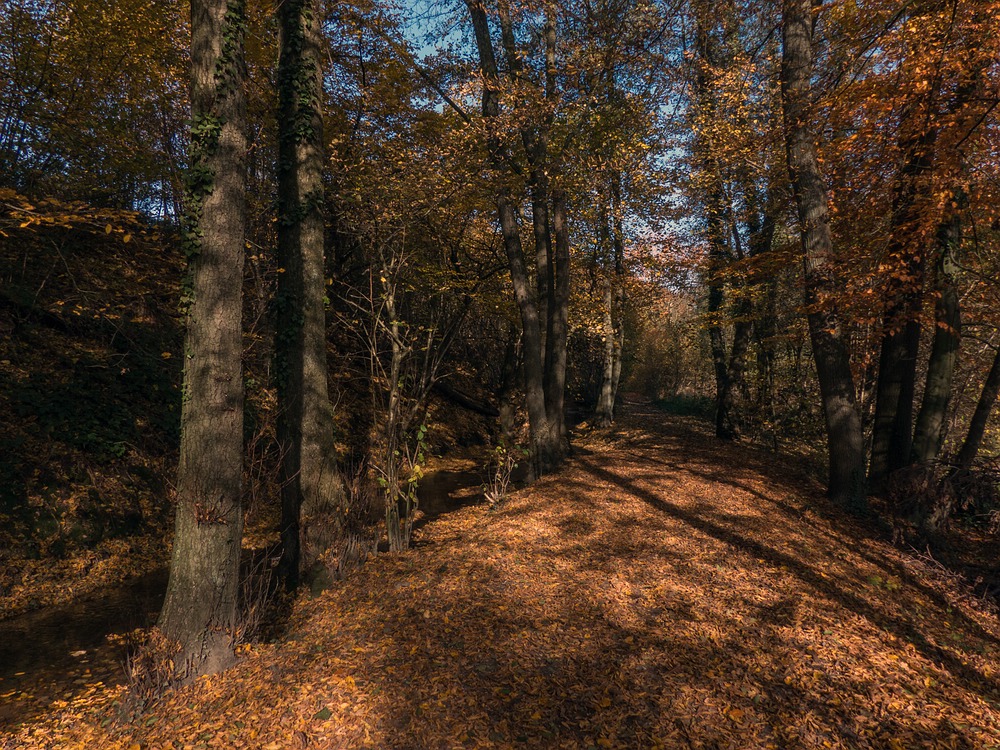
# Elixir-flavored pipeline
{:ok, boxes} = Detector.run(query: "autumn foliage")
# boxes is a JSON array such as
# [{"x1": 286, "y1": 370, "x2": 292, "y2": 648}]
[{"x1": 3, "y1": 0, "x2": 1000, "y2": 746}]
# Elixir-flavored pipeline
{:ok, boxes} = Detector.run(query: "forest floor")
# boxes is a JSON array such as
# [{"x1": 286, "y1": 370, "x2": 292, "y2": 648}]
[{"x1": 6, "y1": 398, "x2": 1000, "y2": 749}]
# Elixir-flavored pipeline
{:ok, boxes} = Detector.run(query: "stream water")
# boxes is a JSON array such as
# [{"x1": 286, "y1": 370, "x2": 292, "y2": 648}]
[
  {"x1": 0, "y1": 462, "x2": 488, "y2": 729},
  {"x1": 0, "y1": 567, "x2": 168, "y2": 728}
]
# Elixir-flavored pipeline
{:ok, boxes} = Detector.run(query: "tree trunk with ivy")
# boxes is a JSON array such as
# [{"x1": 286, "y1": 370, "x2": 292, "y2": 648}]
[
  {"x1": 157, "y1": 0, "x2": 247, "y2": 680},
  {"x1": 275, "y1": 0, "x2": 346, "y2": 588}
]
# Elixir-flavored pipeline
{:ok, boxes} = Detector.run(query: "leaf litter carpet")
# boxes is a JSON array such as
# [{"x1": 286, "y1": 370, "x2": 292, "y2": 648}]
[{"x1": 8, "y1": 401, "x2": 1000, "y2": 749}]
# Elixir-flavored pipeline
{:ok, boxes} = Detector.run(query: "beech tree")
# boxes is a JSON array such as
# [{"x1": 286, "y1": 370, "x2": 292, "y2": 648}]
[
  {"x1": 781, "y1": 0, "x2": 867, "y2": 513},
  {"x1": 157, "y1": 0, "x2": 248, "y2": 678},
  {"x1": 859, "y1": 1, "x2": 997, "y2": 486},
  {"x1": 463, "y1": 0, "x2": 571, "y2": 475},
  {"x1": 592, "y1": 172, "x2": 628, "y2": 428},
  {"x1": 869, "y1": 2, "x2": 960, "y2": 488},
  {"x1": 274, "y1": 0, "x2": 346, "y2": 587}
]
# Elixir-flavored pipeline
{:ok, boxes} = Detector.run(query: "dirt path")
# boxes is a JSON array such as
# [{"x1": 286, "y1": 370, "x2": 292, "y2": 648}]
[{"x1": 8, "y1": 401, "x2": 1000, "y2": 749}]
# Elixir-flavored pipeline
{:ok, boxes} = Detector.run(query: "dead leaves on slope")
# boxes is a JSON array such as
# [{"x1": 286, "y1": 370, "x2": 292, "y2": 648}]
[{"x1": 8, "y1": 405, "x2": 1000, "y2": 749}]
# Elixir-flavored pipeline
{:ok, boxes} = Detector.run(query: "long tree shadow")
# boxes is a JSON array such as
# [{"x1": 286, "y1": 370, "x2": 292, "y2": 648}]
[
  {"x1": 602, "y1": 407, "x2": 1000, "y2": 648},
  {"x1": 259, "y1": 464, "x2": 1000, "y2": 748},
  {"x1": 574, "y1": 454, "x2": 1000, "y2": 698}
]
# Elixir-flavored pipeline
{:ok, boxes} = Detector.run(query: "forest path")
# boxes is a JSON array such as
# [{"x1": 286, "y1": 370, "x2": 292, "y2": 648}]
[{"x1": 9, "y1": 400, "x2": 1000, "y2": 749}]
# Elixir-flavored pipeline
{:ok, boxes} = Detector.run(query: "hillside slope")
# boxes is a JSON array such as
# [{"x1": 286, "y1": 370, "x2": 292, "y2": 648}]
[{"x1": 0, "y1": 195, "x2": 184, "y2": 617}]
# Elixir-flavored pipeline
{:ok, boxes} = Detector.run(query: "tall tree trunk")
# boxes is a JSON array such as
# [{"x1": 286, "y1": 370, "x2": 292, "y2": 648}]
[
  {"x1": 158, "y1": 0, "x2": 247, "y2": 679},
  {"x1": 868, "y1": 121, "x2": 935, "y2": 491},
  {"x1": 595, "y1": 274, "x2": 616, "y2": 427},
  {"x1": 716, "y1": 201, "x2": 774, "y2": 439},
  {"x1": 866, "y1": 0, "x2": 975, "y2": 486},
  {"x1": 465, "y1": 0, "x2": 552, "y2": 476},
  {"x1": 956, "y1": 345, "x2": 1000, "y2": 469},
  {"x1": 497, "y1": 3, "x2": 552, "y2": 365},
  {"x1": 753, "y1": 276, "x2": 779, "y2": 443},
  {"x1": 609, "y1": 170, "x2": 627, "y2": 410},
  {"x1": 911, "y1": 211, "x2": 961, "y2": 464},
  {"x1": 693, "y1": 10, "x2": 739, "y2": 440},
  {"x1": 594, "y1": 182, "x2": 620, "y2": 427},
  {"x1": 499, "y1": 193, "x2": 551, "y2": 474},
  {"x1": 730, "y1": 188, "x2": 777, "y2": 433},
  {"x1": 894, "y1": 47, "x2": 986, "y2": 472},
  {"x1": 539, "y1": 0, "x2": 558, "y2": 390},
  {"x1": 531, "y1": 164, "x2": 552, "y2": 367},
  {"x1": 467, "y1": 0, "x2": 570, "y2": 473},
  {"x1": 546, "y1": 185, "x2": 570, "y2": 452},
  {"x1": 781, "y1": 0, "x2": 867, "y2": 513},
  {"x1": 707, "y1": 269, "x2": 730, "y2": 438},
  {"x1": 275, "y1": 0, "x2": 346, "y2": 588},
  {"x1": 718, "y1": 294, "x2": 753, "y2": 437}
]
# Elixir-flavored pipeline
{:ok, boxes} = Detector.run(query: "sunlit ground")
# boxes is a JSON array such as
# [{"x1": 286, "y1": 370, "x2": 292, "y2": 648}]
[{"x1": 7, "y1": 401, "x2": 1000, "y2": 749}]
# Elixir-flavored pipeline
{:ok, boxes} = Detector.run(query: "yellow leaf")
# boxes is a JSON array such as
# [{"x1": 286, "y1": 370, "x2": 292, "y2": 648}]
[
  {"x1": 123, "y1": 233, "x2": 132, "y2": 244},
  {"x1": 105, "y1": 224, "x2": 112, "y2": 234},
  {"x1": 728, "y1": 708, "x2": 745, "y2": 722},
  {"x1": 161, "y1": 352, "x2": 172, "y2": 359}
]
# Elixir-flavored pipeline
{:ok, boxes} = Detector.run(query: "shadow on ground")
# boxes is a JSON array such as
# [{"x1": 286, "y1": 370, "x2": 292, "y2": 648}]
[{"x1": 9, "y1": 401, "x2": 1000, "y2": 749}]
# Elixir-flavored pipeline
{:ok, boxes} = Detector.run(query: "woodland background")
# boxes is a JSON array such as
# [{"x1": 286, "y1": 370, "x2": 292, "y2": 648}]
[{"x1": 2, "y1": 0, "x2": 1000, "y2": 744}]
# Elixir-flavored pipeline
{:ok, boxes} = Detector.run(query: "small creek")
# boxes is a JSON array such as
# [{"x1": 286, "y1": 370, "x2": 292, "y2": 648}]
[
  {"x1": 0, "y1": 567, "x2": 168, "y2": 728},
  {"x1": 0, "y1": 461, "x2": 490, "y2": 730}
]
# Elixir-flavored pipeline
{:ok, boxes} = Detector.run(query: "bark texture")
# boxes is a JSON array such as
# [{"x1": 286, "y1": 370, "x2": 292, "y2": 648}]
[
  {"x1": 466, "y1": 0, "x2": 568, "y2": 475},
  {"x1": 158, "y1": 0, "x2": 247, "y2": 679},
  {"x1": 593, "y1": 189, "x2": 626, "y2": 427},
  {"x1": 956, "y1": 345, "x2": 1000, "y2": 469},
  {"x1": 781, "y1": 0, "x2": 867, "y2": 513},
  {"x1": 693, "y1": 15, "x2": 734, "y2": 440},
  {"x1": 275, "y1": 0, "x2": 346, "y2": 587},
  {"x1": 868, "y1": 114, "x2": 936, "y2": 491},
  {"x1": 911, "y1": 213, "x2": 961, "y2": 464}
]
